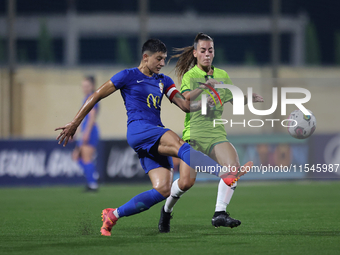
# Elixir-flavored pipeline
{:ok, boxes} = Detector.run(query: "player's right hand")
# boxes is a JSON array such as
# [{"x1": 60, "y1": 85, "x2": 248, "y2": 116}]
[{"x1": 55, "y1": 122, "x2": 78, "y2": 147}]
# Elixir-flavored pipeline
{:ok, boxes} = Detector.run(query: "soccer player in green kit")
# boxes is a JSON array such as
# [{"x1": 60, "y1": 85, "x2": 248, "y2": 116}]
[{"x1": 159, "y1": 33, "x2": 264, "y2": 232}]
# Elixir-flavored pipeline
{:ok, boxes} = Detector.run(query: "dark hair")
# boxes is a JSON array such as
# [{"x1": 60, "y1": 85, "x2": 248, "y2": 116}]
[
  {"x1": 170, "y1": 32, "x2": 213, "y2": 80},
  {"x1": 142, "y1": 38, "x2": 167, "y2": 55},
  {"x1": 84, "y1": 75, "x2": 96, "y2": 92}
]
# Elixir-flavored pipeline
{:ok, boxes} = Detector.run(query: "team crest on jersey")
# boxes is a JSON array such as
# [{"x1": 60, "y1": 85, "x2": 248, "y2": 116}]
[{"x1": 159, "y1": 81, "x2": 164, "y2": 93}]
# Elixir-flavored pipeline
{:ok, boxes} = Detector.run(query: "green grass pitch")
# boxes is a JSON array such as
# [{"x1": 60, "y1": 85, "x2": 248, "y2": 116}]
[{"x1": 1, "y1": 181, "x2": 340, "y2": 255}]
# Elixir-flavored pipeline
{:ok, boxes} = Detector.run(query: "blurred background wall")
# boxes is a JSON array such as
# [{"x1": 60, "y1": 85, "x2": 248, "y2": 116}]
[
  {"x1": 0, "y1": 66, "x2": 340, "y2": 138},
  {"x1": 0, "y1": 0, "x2": 340, "y2": 138},
  {"x1": 0, "y1": 0, "x2": 339, "y2": 184}
]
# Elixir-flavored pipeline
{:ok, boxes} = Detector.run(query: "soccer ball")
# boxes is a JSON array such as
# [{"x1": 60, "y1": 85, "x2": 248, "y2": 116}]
[{"x1": 287, "y1": 109, "x2": 316, "y2": 139}]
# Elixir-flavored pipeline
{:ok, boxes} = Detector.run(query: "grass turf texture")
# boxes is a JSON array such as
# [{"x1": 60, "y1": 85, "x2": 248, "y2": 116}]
[{"x1": 1, "y1": 181, "x2": 340, "y2": 255}]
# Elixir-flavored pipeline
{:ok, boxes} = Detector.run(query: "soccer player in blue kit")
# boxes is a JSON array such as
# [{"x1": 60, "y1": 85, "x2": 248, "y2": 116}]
[
  {"x1": 55, "y1": 39, "x2": 250, "y2": 236},
  {"x1": 73, "y1": 76, "x2": 100, "y2": 191}
]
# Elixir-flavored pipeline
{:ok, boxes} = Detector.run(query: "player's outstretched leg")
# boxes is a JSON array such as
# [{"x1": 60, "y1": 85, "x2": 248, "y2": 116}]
[
  {"x1": 175, "y1": 142, "x2": 252, "y2": 186},
  {"x1": 158, "y1": 132, "x2": 252, "y2": 186},
  {"x1": 101, "y1": 208, "x2": 118, "y2": 236},
  {"x1": 100, "y1": 168, "x2": 171, "y2": 236},
  {"x1": 100, "y1": 188, "x2": 167, "y2": 236}
]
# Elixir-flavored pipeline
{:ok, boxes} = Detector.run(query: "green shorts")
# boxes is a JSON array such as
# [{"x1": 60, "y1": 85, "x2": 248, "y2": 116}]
[{"x1": 186, "y1": 136, "x2": 229, "y2": 156}]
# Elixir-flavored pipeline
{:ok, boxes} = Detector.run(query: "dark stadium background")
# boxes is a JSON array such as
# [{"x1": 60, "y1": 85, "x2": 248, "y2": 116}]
[{"x1": 0, "y1": 0, "x2": 339, "y2": 65}]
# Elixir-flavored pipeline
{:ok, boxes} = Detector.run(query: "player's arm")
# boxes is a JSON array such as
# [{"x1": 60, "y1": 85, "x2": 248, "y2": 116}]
[
  {"x1": 170, "y1": 86, "x2": 222, "y2": 112},
  {"x1": 55, "y1": 80, "x2": 117, "y2": 146},
  {"x1": 172, "y1": 92, "x2": 202, "y2": 113},
  {"x1": 182, "y1": 88, "x2": 203, "y2": 101},
  {"x1": 165, "y1": 84, "x2": 201, "y2": 113},
  {"x1": 182, "y1": 78, "x2": 218, "y2": 101}
]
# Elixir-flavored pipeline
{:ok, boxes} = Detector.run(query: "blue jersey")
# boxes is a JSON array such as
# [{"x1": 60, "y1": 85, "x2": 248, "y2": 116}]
[
  {"x1": 81, "y1": 95, "x2": 99, "y2": 131},
  {"x1": 110, "y1": 68, "x2": 179, "y2": 173},
  {"x1": 110, "y1": 67, "x2": 177, "y2": 126}
]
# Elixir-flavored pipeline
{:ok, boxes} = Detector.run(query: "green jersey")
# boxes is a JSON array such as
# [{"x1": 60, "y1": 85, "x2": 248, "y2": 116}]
[{"x1": 180, "y1": 65, "x2": 233, "y2": 143}]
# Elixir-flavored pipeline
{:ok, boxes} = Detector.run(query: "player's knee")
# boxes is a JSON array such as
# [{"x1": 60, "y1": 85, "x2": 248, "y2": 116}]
[
  {"x1": 154, "y1": 184, "x2": 171, "y2": 198},
  {"x1": 178, "y1": 138, "x2": 186, "y2": 147},
  {"x1": 178, "y1": 178, "x2": 195, "y2": 191},
  {"x1": 160, "y1": 188, "x2": 171, "y2": 198},
  {"x1": 173, "y1": 138, "x2": 186, "y2": 152}
]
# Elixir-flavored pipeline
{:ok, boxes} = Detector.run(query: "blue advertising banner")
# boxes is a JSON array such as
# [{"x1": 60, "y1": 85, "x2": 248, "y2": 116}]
[
  {"x1": 97, "y1": 140, "x2": 148, "y2": 183},
  {"x1": 1, "y1": 134, "x2": 337, "y2": 186},
  {"x1": 0, "y1": 140, "x2": 84, "y2": 186},
  {"x1": 0, "y1": 139, "x2": 150, "y2": 186}
]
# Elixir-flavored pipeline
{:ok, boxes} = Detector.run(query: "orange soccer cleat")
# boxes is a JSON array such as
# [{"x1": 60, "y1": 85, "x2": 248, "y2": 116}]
[
  {"x1": 221, "y1": 161, "x2": 253, "y2": 186},
  {"x1": 100, "y1": 208, "x2": 118, "y2": 236}
]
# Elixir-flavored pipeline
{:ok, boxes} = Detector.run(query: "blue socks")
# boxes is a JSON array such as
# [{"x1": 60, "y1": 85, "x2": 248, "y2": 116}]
[
  {"x1": 79, "y1": 159, "x2": 98, "y2": 188},
  {"x1": 117, "y1": 189, "x2": 166, "y2": 217},
  {"x1": 178, "y1": 143, "x2": 220, "y2": 177}
]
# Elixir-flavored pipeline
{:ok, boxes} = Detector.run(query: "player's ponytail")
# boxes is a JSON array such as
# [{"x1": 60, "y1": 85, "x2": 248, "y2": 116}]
[
  {"x1": 170, "y1": 32, "x2": 213, "y2": 81},
  {"x1": 170, "y1": 45, "x2": 196, "y2": 81}
]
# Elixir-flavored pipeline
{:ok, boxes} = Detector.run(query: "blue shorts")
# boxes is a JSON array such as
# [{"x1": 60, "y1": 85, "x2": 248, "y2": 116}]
[
  {"x1": 127, "y1": 120, "x2": 173, "y2": 173},
  {"x1": 77, "y1": 125, "x2": 99, "y2": 147}
]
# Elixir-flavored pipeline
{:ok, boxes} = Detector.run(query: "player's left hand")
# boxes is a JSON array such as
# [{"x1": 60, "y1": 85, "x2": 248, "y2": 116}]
[
  {"x1": 252, "y1": 93, "x2": 264, "y2": 103},
  {"x1": 55, "y1": 121, "x2": 78, "y2": 147}
]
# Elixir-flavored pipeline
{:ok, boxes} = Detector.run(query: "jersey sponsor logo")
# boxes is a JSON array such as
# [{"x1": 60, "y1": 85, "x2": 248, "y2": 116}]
[
  {"x1": 137, "y1": 80, "x2": 144, "y2": 83},
  {"x1": 159, "y1": 81, "x2": 164, "y2": 93},
  {"x1": 146, "y1": 94, "x2": 160, "y2": 109}
]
